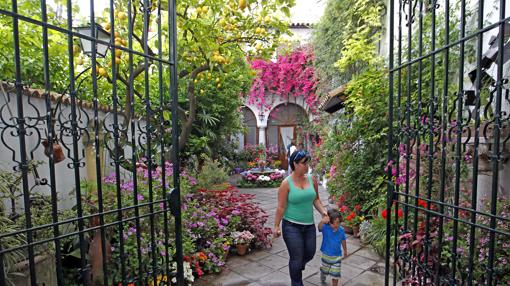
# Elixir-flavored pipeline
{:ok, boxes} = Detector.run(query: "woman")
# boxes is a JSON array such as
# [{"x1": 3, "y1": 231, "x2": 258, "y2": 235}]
[{"x1": 273, "y1": 149, "x2": 328, "y2": 286}]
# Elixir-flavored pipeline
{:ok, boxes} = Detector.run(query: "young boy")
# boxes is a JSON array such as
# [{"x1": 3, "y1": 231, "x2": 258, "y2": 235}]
[{"x1": 318, "y1": 209, "x2": 348, "y2": 286}]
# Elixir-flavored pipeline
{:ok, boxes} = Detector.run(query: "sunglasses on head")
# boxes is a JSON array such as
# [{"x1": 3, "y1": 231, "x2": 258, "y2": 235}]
[{"x1": 293, "y1": 150, "x2": 310, "y2": 163}]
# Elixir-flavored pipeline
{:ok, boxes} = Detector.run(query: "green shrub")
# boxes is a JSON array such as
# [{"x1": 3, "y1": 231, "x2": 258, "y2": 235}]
[{"x1": 196, "y1": 156, "x2": 229, "y2": 190}]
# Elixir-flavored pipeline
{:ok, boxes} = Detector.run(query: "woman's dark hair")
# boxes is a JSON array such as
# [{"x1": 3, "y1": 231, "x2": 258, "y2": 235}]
[
  {"x1": 328, "y1": 208, "x2": 342, "y2": 224},
  {"x1": 289, "y1": 149, "x2": 311, "y2": 171}
]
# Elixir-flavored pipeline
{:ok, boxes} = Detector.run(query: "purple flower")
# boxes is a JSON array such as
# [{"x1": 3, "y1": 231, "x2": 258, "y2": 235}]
[
  {"x1": 137, "y1": 193, "x2": 145, "y2": 201},
  {"x1": 128, "y1": 227, "x2": 137, "y2": 236},
  {"x1": 104, "y1": 172, "x2": 117, "y2": 184},
  {"x1": 121, "y1": 181, "x2": 134, "y2": 190}
]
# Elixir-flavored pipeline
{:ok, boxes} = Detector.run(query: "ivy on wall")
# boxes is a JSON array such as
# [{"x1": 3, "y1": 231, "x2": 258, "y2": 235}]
[{"x1": 312, "y1": 0, "x2": 385, "y2": 92}]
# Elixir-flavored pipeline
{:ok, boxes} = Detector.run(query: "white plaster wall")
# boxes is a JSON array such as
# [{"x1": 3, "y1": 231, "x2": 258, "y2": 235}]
[{"x1": 0, "y1": 92, "x2": 145, "y2": 210}]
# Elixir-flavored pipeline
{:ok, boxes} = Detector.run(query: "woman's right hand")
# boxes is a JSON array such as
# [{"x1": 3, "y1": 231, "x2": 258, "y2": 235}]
[{"x1": 273, "y1": 226, "x2": 281, "y2": 238}]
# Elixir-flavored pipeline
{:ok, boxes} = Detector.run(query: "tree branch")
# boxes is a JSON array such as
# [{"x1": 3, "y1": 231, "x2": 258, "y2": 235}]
[{"x1": 177, "y1": 64, "x2": 210, "y2": 151}]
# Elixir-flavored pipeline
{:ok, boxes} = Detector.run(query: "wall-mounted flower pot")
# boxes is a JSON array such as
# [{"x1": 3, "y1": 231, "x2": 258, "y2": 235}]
[{"x1": 41, "y1": 138, "x2": 65, "y2": 163}]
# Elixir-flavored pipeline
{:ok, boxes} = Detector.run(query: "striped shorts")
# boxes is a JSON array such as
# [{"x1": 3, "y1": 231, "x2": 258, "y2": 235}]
[{"x1": 320, "y1": 253, "x2": 342, "y2": 278}]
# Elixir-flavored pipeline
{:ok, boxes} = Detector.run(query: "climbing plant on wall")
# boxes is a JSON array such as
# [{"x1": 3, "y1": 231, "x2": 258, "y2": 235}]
[{"x1": 247, "y1": 48, "x2": 319, "y2": 112}]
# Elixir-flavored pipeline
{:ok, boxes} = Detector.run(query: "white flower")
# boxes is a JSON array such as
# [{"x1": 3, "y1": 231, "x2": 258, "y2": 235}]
[{"x1": 257, "y1": 175, "x2": 270, "y2": 181}]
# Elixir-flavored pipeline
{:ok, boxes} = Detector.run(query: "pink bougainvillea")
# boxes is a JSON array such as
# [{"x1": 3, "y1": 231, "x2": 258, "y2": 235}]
[{"x1": 247, "y1": 48, "x2": 319, "y2": 113}]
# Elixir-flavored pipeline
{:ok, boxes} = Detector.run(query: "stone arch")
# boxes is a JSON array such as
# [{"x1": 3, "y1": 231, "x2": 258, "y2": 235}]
[
  {"x1": 266, "y1": 103, "x2": 309, "y2": 169},
  {"x1": 240, "y1": 106, "x2": 258, "y2": 147}
]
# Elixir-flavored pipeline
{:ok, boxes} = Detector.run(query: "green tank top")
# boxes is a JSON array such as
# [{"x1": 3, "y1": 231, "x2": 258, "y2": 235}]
[{"x1": 283, "y1": 175, "x2": 316, "y2": 225}]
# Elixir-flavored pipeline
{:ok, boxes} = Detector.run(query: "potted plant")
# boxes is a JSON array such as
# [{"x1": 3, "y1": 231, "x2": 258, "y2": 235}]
[
  {"x1": 345, "y1": 208, "x2": 365, "y2": 238},
  {"x1": 231, "y1": 231, "x2": 255, "y2": 256}
]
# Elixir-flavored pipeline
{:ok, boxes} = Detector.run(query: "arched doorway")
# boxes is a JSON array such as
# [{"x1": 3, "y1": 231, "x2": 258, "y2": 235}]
[
  {"x1": 239, "y1": 106, "x2": 258, "y2": 148},
  {"x1": 266, "y1": 103, "x2": 309, "y2": 169}
]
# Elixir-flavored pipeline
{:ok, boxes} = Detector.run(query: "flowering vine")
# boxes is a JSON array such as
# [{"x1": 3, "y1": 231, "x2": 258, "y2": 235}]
[{"x1": 247, "y1": 48, "x2": 319, "y2": 113}]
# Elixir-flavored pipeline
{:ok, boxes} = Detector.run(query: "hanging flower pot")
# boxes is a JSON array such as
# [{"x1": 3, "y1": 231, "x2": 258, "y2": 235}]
[{"x1": 41, "y1": 138, "x2": 65, "y2": 163}]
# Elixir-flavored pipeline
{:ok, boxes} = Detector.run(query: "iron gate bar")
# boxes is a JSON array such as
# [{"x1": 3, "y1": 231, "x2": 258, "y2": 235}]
[
  {"x1": 387, "y1": 17, "x2": 510, "y2": 72},
  {"x1": 487, "y1": 0, "x2": 506, "y2": 283},
  {"x1": 0, "y1": 198, "x2": 174, "y2": 243},
  {"x1": 0, "y1": 208, "x2": 171, "y2": 256},
  {"x1": 169, "y1": 0, "x2": 185, "y2": 282},
  {"x1": 40, "y1": 0, "x2": 65, "y2": 284},
  {"x1": 141, "y1": 0, "x2": 159, "y2": 282},
  {"x1": 385, "y1": 0, "x2": 396, "y2": 280},
  {"x1": 424, "y1": 0, "x2": 438, "y2": 283},
  {"x1": 0, "y1": 9, "x2": 174, "y2": 66},
  {"x1": 404, "y1": 0, "x2": 412, "y2": 237},
  {"x1": 156, "y1": 0, "x2": 173, "y2": 281},
  {"x1": 11, "y1": 0, "x2": 37, "y2": 284},
  {"x1": 393, "y1": 0, "x2": 403, "y2": 282},
  {"x1": 107, "y1": 0, "x2": 128, "y2": 283},
  {"x1": 389, "y1": 200, "x2": 510, "y2": 236},
  {"x1": 389, "y1": 193, "x2": 510, "y2": 225},
  {"x1": 411, "y1": 0, "x2": 424, "y2": 280},
  {"x1": 88, "y1": 0, "x2": 110, "y2": 284},
  {"x1": 127, "y1": 0, "x2": 146, "y2": 282},
  {"x1": 467, "y1": 0, "x2": 485, "y2": 283},
  {"x1": 437, "y1": 0, "x2": 451, "y2": 283}
]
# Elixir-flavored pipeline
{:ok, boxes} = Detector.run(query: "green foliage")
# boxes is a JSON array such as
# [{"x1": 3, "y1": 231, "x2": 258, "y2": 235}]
[
  {"x1": 195, "y1": 156, "x2": 229, "y2": 190},
  {"x1": 359, "y1": 215, "x2": 394, "y2": 257},
  {"x1": 0, "y1": 0, "x2": 292, "y2": 161},
  {"x1": 316, "y1": 68, "x2": 388, "y2": 213},
  {"x1": 0, "y1": 163, "x2": 77, "y2": 284},
  {"x1": 312, "y1": 0, "x2": 385, "y2": 90}
]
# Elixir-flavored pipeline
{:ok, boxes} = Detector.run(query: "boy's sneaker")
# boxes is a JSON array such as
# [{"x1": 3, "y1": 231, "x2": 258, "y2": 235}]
[{"x1": 320, "y1": 271, "x2": 327, "y2": 285}]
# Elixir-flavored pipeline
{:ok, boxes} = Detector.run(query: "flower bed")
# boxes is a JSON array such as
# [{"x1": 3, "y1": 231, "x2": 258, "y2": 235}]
[
  {"x1": 93, "y1": 160, "x2": 272, "y2": 284},
  {"x1": 237, "y1": 169, "x2": 285, "y2": 188}
]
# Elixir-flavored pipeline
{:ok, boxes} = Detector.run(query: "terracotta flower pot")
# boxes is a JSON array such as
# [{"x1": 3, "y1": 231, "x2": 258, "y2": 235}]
[
  {"x1": 42, "y1": 138, "x2": 65, "y2": 163},
  {"x1": 352, "y1": 225, "x2": 360, "y2": 238},
  {"x1": 236, "y1": 244, "x2": 248, "y2": 256}
]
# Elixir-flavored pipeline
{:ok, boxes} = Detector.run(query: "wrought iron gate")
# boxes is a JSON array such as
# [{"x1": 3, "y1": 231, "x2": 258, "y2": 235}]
[
  {"x1": 0, "y1": 0, "x2": 184, "y2": 285},
  {"x1": 386, "y1": 0, "x2": 510, "y2": 285}
]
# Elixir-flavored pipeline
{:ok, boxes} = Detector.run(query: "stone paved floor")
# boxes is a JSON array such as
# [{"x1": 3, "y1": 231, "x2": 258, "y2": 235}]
[{"x1": 195, "y1": 187, "x2": 388, "y2": 286}]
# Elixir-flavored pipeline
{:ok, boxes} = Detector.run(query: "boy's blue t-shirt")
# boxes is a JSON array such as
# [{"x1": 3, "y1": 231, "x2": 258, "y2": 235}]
[{"x1": 320, "y1": 224, "x2": 347, "y2": 257}]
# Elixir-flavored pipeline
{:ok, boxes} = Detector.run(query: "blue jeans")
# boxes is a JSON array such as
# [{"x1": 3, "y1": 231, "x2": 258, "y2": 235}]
[{"x1": 282, "y1": 219, "x2": 317, "y2": 286}]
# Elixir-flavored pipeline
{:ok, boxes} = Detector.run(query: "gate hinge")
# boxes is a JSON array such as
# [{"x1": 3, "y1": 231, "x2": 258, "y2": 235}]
[{"x1": 166, "y1": 188, "x2": 179, "y2": 217}]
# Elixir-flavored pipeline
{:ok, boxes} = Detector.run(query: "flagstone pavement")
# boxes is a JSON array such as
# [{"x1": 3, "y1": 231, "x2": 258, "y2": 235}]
[{"x1": 195, "y1": 187, "x2": 390, "y2": 286}]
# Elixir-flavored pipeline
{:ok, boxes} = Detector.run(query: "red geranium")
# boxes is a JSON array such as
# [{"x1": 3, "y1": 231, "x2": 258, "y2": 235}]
[
  {"x1": 346, "y1": 211, "x2": 356, "y2": 221},
  {"x1": 417, "y1": 199, "x2": 427, "y2": 208},
  {"x1": 381, "y1": 209, "x2": 388, "y2": 219},
  {"x1": 339, "y1": 205, "x2": 349, "y2": 213},
  {"x1": 381, "y1": 208, "x2": 404, "y2": 219}
]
